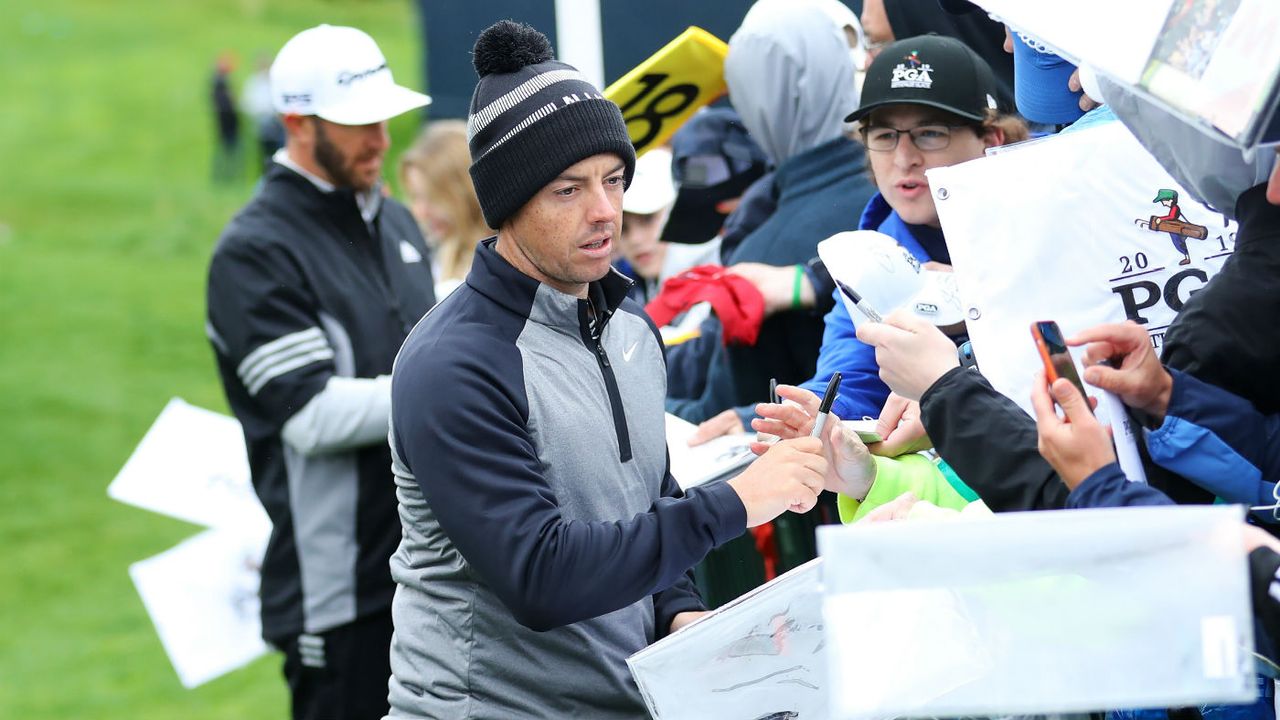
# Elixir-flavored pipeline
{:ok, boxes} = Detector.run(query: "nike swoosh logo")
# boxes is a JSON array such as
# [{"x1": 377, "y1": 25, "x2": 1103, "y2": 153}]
[{"x1": 622, "y1": 341, "x2": 639, "y2": 362}]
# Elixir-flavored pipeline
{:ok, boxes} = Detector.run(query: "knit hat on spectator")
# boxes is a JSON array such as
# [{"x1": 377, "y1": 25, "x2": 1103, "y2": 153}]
[{"x1": 466, "y1": 20, "x2": 636, "y2": 228}]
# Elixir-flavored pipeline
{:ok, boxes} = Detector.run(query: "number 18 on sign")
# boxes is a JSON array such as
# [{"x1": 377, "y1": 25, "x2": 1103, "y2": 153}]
[{"x1": 604, "y1": 27, "x2": 729, "y2": 156}]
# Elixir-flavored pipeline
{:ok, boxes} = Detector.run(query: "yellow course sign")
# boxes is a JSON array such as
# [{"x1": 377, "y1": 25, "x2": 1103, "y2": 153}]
[{"x1": 604, "y1": 27, "x2": 729, "y2": 157}]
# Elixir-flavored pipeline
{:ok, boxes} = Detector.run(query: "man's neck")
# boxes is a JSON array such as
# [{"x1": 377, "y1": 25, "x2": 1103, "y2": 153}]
[
  {"x1": 276, "y1": 146, "x2": 336, "y2": 192},
  {"x1": 494, "y1": 230, "x2": 588, "y2": 298}
]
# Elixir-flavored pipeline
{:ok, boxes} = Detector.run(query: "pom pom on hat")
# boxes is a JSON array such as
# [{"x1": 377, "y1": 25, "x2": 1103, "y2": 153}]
[{"x1": 472, "y1": 20, "x2": 554, "y2": 78}]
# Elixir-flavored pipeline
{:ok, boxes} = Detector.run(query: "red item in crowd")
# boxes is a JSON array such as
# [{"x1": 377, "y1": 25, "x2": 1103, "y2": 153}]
[{"x1": 644, "y1": 265, "x2": 765, "y2": 346}]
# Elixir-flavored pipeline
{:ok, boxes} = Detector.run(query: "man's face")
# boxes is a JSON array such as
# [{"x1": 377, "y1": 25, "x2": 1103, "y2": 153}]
[
  {"x1": 859, "y1": 0, "x2": 894, "y2": 68},
  {"x1": 866, "y1": 105, "x2": 993, "y2": 228},
  {"x1": 403, "y1": 167, "x2": 452, "y2": 243},
  {"x1": 311, "y1": 118, "x2": 390, "y2": 192},
  {"x1": 498, "y1": 153, "x2": 626, "y2": 297},
  {"x1": 619, "y1": 207, "x2": 670, "y2": 281}
]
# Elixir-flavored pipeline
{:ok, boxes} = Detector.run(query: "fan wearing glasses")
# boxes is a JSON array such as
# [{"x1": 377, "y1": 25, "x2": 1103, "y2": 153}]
[{"x1": 775, "y1": 35, "x2": 1028, "y2": 452}]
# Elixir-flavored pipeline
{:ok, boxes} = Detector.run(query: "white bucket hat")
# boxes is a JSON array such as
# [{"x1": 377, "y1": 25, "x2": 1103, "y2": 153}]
[
  {"x1": 817, "y1": 230, "x2": 964, "y2": 328},
  {"x1": 623, "y1": 148, "x2": 678, "y2": 215},
  {"x1": 270, "y1": 25, "x2": 430, "y2": 125}
]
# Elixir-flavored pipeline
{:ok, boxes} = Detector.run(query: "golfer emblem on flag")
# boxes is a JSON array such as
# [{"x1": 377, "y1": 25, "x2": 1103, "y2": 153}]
[{"x1": 1134, "y1": 189, "x2": 1208, "y2": 266}]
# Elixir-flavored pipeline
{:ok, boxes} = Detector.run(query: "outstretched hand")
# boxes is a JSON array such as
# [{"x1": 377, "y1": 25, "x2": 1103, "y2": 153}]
[{"x1": 1031, "y1": 371, "x2": 1115, "y2": 491}]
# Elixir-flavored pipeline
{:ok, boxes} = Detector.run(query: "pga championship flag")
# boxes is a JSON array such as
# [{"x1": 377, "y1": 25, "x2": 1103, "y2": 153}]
[{"x1": 927, "y1": 120, "x2": 1236, "y2": 454}]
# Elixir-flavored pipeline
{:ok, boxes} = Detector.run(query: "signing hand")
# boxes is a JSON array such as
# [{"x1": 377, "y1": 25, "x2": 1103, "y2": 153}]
[
  {"x1": 855, "y1": 310, "x2": 959, "y2": 401},
  {"x1": 1032, "y1": 371, "x2": 1115, "y2": 491},
  {"x1": 728, "y1": 437, "x2": 827, "y2": 526},
  {"x1": 1069, "y1": 321, "x2": 1172, "y2": 421}
]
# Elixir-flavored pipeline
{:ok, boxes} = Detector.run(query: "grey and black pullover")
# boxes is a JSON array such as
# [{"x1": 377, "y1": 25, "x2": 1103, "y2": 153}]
[{"x1": 386, "y1": 238, "x2": 747, "y2": 718}]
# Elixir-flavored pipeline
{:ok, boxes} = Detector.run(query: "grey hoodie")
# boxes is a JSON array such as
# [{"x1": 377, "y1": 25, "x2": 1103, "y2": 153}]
[{"x1": 725, "y1": 0, "x2": 859, "y2": 166}]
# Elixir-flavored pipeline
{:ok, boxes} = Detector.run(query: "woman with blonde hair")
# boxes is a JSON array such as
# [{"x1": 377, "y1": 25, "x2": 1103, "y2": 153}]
[{"x1": 399, "y1": 120, "x2": 492, "y2": 297}]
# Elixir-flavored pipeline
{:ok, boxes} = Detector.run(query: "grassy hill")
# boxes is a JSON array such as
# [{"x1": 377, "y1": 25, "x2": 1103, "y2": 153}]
[{"x1": 0, "y1": 1, "x2": 427, "y2": 716}]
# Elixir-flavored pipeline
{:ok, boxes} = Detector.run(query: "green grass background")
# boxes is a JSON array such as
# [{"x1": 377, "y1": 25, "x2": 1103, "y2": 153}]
[{"x1": 0, "y1": 1, "x2": 428, "y2": 716}]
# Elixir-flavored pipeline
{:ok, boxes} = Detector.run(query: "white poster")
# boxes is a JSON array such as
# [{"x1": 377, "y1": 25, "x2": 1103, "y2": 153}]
[
  {"x1": 928, "y1": 121, "x2": 1236, "y2": 427},
  {"x1": 628, "y1": 559, "x2": 827, "y2": 720},
  {"x1": 110, "y1": 397, "x2": 273, "y2": 686},
  {"x1": 129, "y1": 527, "x2": 270, "y2": 688},
  {"x1": 108, "y1": 397, "x2": 269, "y2": 535},
  {"x1": 819, "y1": 505, "x2": 1253, "y2": 719}
]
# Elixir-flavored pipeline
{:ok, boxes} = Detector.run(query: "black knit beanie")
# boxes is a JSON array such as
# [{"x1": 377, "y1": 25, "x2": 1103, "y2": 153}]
[{"x1": 467, "y1": 21, "x2": 636, "y2": 228}]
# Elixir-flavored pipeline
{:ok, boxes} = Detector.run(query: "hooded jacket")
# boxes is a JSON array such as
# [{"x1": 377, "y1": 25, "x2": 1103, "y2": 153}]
[
  {"x1": 721, "y1": 1, "x2": 877, "y2": 404},
  {"x1": 386, "y1": 239, "x2": 746, "y2": 718}
]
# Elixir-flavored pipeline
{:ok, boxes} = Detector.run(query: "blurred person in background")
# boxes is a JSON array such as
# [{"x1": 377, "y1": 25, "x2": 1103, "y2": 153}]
[
  {"x1": 861, "y1": 0, "x2": 1015, "y2": 109},
  {"x1": 211, "y1": 51, "x2": 241, "y2": 182},
  {"x1": 399, "y1": 120, "x2": 492, "y2": 298},
  {"x1": 204, "y1": 25, "x2": 433, "y2": 720},
  {"x1": 241, "y1": 50, "x2": 286, "y2": 175},
  {"x1": 705, "y1": 0, "x2": 877, "y2": 423},
  {"x1": 616, "y1": 147, "x2": 720, "y2": 302}
]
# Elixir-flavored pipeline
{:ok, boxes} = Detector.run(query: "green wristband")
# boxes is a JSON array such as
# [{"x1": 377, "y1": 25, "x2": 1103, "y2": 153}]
[{"x1": 791, "y1": 264, "x2": 804, "y2": 309}]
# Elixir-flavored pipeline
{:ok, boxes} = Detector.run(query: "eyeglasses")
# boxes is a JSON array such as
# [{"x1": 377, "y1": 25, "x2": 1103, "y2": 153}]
[{"x1": 861, "y1": 124, "x2": 972, "y2": 152}]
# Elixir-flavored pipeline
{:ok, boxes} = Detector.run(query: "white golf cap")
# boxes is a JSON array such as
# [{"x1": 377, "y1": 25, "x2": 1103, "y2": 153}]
[
  {"x1": 817, "y1": 230, "x2": 964, "y2": 328},
  {"x1": 623, "y1": 148, "x2": 677, "y2": 215},
  {"x1": 270, "y1": 25, "x2": 430, "y2": 125}
]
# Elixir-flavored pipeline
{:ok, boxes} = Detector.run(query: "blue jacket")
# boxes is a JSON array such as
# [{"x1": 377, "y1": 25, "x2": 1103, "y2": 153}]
[
  {"x1": 1067, "y1": 367, "x2": 1280, "y2": 518},
  {"x1": 724, "y1": 136, "x2": 877, "y2": 407},
  {"x1": 1148, "y1": 367, "x2": 1280, "y2": 520},
  {"x1": 799, "y1": 193, "x2": 938, "y2": 421}
]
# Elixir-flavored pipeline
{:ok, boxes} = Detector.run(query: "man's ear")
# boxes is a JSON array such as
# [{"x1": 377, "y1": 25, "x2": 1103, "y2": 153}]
[
  {"x1": 982, "y1": 125, "x2": 1006, "y2": 149},
  {"x1": 281, "y1": 113, "x2": 314, "y2": 143}
]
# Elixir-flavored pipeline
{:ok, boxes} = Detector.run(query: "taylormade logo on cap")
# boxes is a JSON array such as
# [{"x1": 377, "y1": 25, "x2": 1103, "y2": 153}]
[
  {"x1": 890, "y1": 50, "x2": 934, "y2": 90},
  {"x1": 269, "y1": 24, "x2": 429, "y2": 126}
]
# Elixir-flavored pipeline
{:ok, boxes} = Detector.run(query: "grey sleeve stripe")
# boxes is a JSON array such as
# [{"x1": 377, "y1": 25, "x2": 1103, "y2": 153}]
[
  {"x1": 246, "y1": 346, "x2": 335, "y2": 396},
  {"x1": 467, "y1": 68, "x2": 587, "y2": 140},
  {"x1": 242, "y1": 335, "x2": 331, "y2": 391},
  {"x1": 237, "y1": 327, "x2": 329, "y2": 384},
  {"x1": 205, "y1": 321, "x2": 229, "y2": 355}
]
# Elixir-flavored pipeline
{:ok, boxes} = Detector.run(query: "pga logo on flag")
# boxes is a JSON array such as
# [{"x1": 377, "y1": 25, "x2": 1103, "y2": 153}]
[{"x1": 926, "y1": 120, "x2": 1237, "y2": 419}]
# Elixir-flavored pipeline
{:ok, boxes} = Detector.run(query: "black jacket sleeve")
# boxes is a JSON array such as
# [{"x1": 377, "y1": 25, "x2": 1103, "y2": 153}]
[
  {"x1": 1250, "y1": 547, "x2": 1280, "y2": 659},
  {"x1": 650, "y1": 463, "x2": 709, "y2": 638},
  {"x1": 920, "y1": 366, "x2": 1069, "y2": 512},
  {"x1": 206, "y1": 240, "x2": 333, "y2": 432}
]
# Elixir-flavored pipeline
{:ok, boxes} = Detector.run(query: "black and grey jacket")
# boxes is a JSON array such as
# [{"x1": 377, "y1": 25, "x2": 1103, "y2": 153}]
[
  {"x1": 386, "y1": 239, "x2": 746, "y2": 718},
  {"x1": 206, "y1": 163, "x2": 435, "y2": 642}
]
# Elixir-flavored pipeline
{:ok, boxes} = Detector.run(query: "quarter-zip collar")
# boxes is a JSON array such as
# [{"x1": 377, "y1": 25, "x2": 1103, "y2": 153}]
[{"x1": 466, "y1": 237, "x2": 634, "y2": 336}]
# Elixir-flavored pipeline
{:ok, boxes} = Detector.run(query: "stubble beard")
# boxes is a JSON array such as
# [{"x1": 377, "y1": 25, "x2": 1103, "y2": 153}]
[{"x1": 313, "y1": 121, "x2": 377, "y2": 193}]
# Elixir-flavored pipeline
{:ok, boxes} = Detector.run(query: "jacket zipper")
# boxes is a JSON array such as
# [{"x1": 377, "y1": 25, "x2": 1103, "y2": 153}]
[{"x1": 585, "y1": 303, "x2": 633, "y2": 463}]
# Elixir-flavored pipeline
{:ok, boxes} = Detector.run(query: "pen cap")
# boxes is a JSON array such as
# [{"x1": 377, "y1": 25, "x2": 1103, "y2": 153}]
[{"x1": 818, "y1": 230, "x2": 964, "y2": 329}]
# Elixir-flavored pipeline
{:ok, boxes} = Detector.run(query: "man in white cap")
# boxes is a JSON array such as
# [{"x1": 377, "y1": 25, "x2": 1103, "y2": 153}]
[{"x1": 204, "y1": 25, "x2": 433, "y2": 720}]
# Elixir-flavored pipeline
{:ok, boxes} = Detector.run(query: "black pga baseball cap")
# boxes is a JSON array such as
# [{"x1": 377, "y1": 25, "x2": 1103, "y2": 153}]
[{"x1": 845, "y1": 34, "x2": 1000, "y2": 124}]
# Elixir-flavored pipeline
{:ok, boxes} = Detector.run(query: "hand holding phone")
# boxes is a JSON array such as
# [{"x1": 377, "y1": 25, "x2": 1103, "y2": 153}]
[{"x1": 1031, "y1": 320, "x2": 1091, "y2": 415}]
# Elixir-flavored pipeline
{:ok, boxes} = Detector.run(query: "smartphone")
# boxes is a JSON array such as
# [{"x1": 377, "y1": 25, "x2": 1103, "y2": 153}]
[{"x1": 1030, "y1": 320, "x2": 1091, "y2": 411}]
